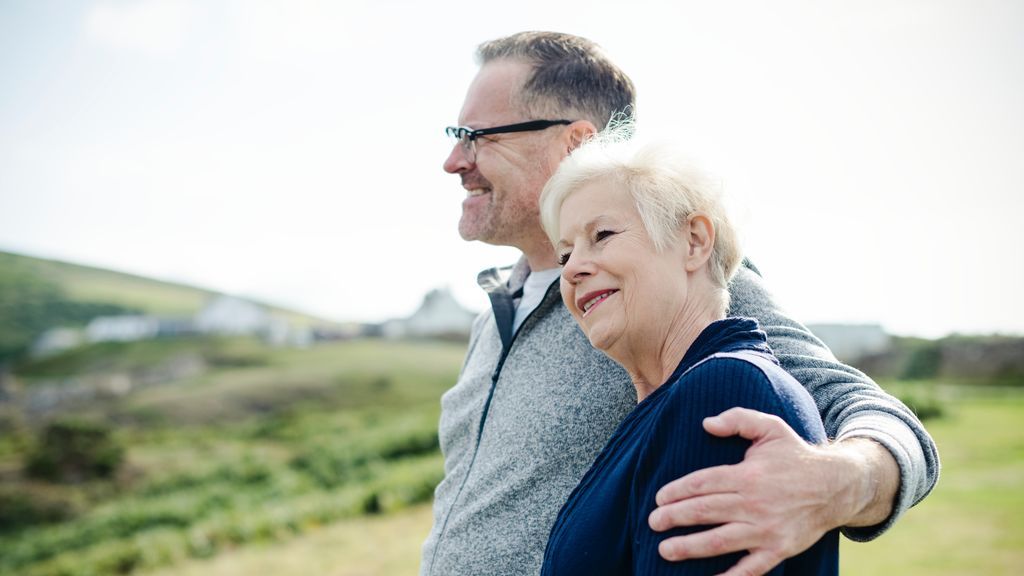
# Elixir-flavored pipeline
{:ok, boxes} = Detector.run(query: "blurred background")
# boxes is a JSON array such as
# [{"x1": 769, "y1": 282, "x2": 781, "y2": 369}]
[{"x1": 1, "y1": 1, "x2": 1021, "y2": 575}]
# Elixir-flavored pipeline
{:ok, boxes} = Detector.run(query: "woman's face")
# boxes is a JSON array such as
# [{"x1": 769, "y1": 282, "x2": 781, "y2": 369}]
[{"x1": 556, "y1": 181, "x2": 690, "y2": 356}]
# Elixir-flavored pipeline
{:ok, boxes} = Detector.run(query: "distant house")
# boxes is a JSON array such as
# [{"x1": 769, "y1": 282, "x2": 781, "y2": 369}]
[
  {"x1": 384, "y1": 288, "x2": 477, "y2": 339},
  {"x1": 194, "y1": 295, "x2": 271, "y2": 335},
  {"x1": 86, "y1": 315, "x2": 160, "y2": 343},
  {"x1": 265, "y1": 317, "x2": 314, "y2": 348},
  {"x1": 24, "y1": 292, "x2": 317, "y2": 360},
  {"x1": 155, "y1": 317, "x2": 197, "y2": 337},
  {"x1": 31, "y1": 327, "x2": 85, "y2": 358},
  {"x1": 806, "y1": 323, "x2": 891, "y2": 361}
]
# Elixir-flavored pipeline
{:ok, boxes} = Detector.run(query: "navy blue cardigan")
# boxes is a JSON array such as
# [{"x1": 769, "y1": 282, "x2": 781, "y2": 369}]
[{"x1": 541, "y1": 318, "x2": 839, "y2": 575}]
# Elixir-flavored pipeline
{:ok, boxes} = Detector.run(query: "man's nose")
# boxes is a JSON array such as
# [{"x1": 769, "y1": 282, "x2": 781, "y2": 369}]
[{"x1": 443, "y1": 142, "x2": 473, "y2": 174}]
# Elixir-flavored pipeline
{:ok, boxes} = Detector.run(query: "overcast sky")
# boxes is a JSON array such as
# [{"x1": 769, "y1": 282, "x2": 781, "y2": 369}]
[{"x1": 1, "y1": 0, "x2": 1021, "y2": 338}]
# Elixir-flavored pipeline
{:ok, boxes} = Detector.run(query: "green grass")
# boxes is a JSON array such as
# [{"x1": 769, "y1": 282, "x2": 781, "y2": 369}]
[
  {"x1": 133, "y1": 383, "x2": 1024, "y2": 576},
  {"x1": 130, "y1": 385, "x2": 1023, "y2": 576},
  {"x1": 0, "y1": 250, "x2": 214, "y2": 317},
  {"x1": 0, "y1": 338, "x2": 464, "y2": 576},
  {"x1": 113, "y1": 338, "x2": 462, "y2": 426},
  {"x1": 54, "y1": 266, "x2": 213, "y2": 317},
  {"x1": 140, "y1": 504, "x2": 435, "y2": 576},
  {"x1": 16, "y1": 338, "x2": 226, "y2": 381},
  {"x1": 30, "y1": 252, "x2": 335, "y2": 327},
  {"x1": 840, "y1": 385, "x2": 1024, "y2": 575},
  {"x1": 5, "y1": 335, "x2": 1021, "y2": 576}
]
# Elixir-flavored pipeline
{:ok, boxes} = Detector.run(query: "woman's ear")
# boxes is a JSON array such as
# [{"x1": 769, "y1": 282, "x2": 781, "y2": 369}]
[{"x1": 683, "y1": 213, "x2": 715, "y2": 272}]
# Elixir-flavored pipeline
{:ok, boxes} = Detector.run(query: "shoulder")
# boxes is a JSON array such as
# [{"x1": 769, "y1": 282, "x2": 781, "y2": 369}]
[
  {"x1": 668, "y1": 353, "x2": 826, "y2": 442},
  {"x1": 667, "y1": 355, "x2": 776, "y2": 410}
]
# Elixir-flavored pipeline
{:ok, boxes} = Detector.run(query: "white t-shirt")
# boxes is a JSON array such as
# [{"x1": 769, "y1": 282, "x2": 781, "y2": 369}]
[{"x1": 512, "y1": 268, "x2": 561, "y2": 335}]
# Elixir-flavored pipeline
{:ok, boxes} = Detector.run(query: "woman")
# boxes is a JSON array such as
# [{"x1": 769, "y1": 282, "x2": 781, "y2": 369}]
[{"x1": 537, "y1": 131, "x2": 839, "y2": 575}]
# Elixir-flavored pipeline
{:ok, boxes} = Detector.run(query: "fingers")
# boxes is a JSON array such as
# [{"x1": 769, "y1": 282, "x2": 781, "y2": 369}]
[
  {"x1": 657, "y1": 522, "x2": 761, "y2": 562},
  {"x1": 715, "y1": 549, "x2": 784, "y2": 576},
  {"x1": 654, "y1": 464, "x2": 739, "y2": 506},
  {"x1": 703, "y1": 407, "x2": 789, "y2": 442},
  {"x1": 649, "y1": 493, "x2": 745, "y2": 532}
]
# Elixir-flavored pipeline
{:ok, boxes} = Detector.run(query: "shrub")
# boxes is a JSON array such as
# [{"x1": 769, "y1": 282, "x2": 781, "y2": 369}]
[
  {"x1": 901, "y1": 343, "x2": 942, "y2": 380},
  {"x1": 897, "y1": 389, "x2": 946, "y2": 421},
  {"x1": 0, "y1": 485, "x2": 82, "y2": 532},
  {"x1": 890, "y1": 381, "x2": 947, "y2": 421},
  {"x1": 25, "y1": 418, "x2": 124, "y2": 483}
]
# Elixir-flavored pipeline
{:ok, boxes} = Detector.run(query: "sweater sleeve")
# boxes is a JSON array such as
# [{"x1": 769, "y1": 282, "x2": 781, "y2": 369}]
[
  {"x1": 727, "y1": 264, "x2": 940, "y2": 540},
  {"x1": 631, "y1": 358, "x2": 837, "y2": 575}
]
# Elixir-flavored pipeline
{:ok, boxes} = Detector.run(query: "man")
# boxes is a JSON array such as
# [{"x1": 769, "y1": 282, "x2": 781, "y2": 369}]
[{"x1": 422, "y1": 31, "x2": 938, "y2": 576}]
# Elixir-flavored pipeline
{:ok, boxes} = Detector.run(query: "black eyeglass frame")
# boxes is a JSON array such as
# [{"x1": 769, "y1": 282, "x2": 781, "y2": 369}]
[{"x1": 445, "y1": 119, "x2": 575, "y2": 143}]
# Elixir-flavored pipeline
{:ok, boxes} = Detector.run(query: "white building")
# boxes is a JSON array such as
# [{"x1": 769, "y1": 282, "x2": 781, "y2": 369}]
[
  {"x1": 806, "y1": 323, "x2": 891, "y2": 361},
  {"x1": 194, "y1": 295, "x2": 271, "y2": 335},
  {"x1": 385, "y1": 288, "x2": 477, "y2": 339},
  {"x1": 86, "y1": 315, "x2": 160, "y2": 343},
  {"x1": 31, "y1": 327, "x2": 85, "y2": 358},
  {"x1": 265, "y1": 316, "x2": 314, "y2": 348}
]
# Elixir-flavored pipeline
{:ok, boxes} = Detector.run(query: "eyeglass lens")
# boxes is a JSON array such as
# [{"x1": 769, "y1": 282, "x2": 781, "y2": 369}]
[{"x1": 447, "y1": 128, "x2": 476, "y2": 163}]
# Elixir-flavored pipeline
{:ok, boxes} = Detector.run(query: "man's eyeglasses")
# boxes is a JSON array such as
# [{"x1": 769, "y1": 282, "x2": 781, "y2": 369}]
[{"x1": 445, "y1": 119, "x2": 574, "y2": 163}]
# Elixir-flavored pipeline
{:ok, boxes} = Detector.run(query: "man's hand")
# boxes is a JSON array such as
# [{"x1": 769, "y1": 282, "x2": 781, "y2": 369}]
[{"x1": 647, "y1": 407, "x2": 900, "y2": 576}]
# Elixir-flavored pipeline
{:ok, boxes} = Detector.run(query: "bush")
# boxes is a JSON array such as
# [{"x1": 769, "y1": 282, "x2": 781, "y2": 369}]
[
  {"x1": 0, "y1": 485, "x2": 83, "y2": 532},
  {"x1": 289, "y1": 425, "x2": 438, "y2": 489},
  {"x1": 898, "y1": 390, "x2": 946, "y2": 421},
  {"x1": 901, "y1": 343, "x2": 942, "y2": 380},
  {"x1": 25, "y1": 418, "x2": 125, "y2": 483},
  {"x1": 890, "y1": 382, "x2": 947, "y2": 421}
]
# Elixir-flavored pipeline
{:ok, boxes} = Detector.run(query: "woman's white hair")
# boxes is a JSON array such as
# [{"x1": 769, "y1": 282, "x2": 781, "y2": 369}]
[{"x1": 540, "y1": 122, "x2": 743, "y2": 310}]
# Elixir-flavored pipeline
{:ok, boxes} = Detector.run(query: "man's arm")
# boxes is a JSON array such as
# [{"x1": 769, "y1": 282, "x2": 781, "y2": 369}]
[
  {"x1": 650, "y1": 410, "x2": 899, "y2": 575},
  {"x1": 728, "y1": 265, "x2": 939, "y2": 534},
  {"x1": 648, "y1": 265, "x2": 939, "y2": 574}
]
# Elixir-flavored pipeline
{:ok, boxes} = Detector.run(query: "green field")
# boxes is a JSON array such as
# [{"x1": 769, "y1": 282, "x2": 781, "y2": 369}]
[
  {"x1": 0, "y1": 250, "x2": 216, "y2": 318},
  {"x1": 1, "y1": 336, "x2": 1022, "y2": 576},
  {"x1": 840, "y1": 385, "x2": 1024, "y2": 575},
  {"x1": 0, "y1": 338, "x2": 464, "y2": 576},
  {"x1": 133, "y1": 384, "x2": 1024, "y2": 576}
]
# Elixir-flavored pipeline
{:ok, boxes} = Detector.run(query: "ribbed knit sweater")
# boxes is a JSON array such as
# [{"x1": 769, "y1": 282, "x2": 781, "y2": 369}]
[{"x1": 541, "y1": 318, "x2": 839, "y2": 576}]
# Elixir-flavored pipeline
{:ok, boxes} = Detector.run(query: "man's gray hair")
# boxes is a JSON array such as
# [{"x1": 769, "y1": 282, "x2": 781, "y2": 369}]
[
  {"x1": 477, "y1": 31, "x2": 636, "y2": 130},
  {"x1": 540, "y1": 123, "x2": 743, "y2": 311}
]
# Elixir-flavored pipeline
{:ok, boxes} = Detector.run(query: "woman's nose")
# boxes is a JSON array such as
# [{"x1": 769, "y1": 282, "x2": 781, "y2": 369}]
[{"x1": 562, "y1": 252, "x2": 592, "y2": 285}]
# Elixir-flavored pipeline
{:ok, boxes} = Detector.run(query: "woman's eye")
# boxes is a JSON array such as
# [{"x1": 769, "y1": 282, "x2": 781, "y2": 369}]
[
  {"x1": 595, "y1": 230, "x2": 615, "y2": 242},
  {"x1": 557, "y1": 251, "x2": 571, "y2": 266}
]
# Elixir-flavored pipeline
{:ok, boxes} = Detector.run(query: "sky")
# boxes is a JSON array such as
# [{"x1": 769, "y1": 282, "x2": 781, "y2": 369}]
[{"x1": 1, "y1": 0, "x2": 1021, "y2": 338}]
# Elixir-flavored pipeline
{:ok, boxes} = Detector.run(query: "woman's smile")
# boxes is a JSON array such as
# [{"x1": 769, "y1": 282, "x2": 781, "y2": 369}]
[{"x1": 578, "y1": 289, "x2": 620, "y2": 317}]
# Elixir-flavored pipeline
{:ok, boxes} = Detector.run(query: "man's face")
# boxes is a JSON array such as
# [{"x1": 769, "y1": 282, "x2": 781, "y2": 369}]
[{"x1": 443, "y1": 60, "x2": 565, "y2": 251}]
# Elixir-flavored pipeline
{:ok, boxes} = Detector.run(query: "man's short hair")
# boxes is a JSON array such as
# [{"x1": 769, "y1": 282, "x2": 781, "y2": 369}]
[{"x1": 477, "y1": 31, "x2": 636, "y2": 130}]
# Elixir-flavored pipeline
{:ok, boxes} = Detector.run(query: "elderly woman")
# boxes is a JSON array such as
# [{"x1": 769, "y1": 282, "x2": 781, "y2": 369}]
[{"x1": 537, "y1": 133, "x2": 839, "y2": 575}]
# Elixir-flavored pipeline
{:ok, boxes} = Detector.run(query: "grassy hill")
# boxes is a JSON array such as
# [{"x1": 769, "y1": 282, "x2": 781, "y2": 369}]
[
  {"x1": 0, "y1": 250, "x2": 335, "y2": 362},
  {"x1": 0, "y1": 253, "x2": 454, "y2": 575},
  {"x1": 0, "y1": 338, "x2": 466, "y2": 576}
]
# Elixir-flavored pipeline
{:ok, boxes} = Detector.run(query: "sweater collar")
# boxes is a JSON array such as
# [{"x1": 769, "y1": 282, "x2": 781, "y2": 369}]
[{"x1": 664, "y1": 317, "x2": 773, "y2": 386}]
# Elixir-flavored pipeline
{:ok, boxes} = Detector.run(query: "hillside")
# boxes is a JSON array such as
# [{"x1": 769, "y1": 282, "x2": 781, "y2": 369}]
[
  {"x1": 0, "y1": 250, "x2": 335, "y2": 362},
  {"x1": 0, "y1": 338, "x2": 466, "y2": 576}
]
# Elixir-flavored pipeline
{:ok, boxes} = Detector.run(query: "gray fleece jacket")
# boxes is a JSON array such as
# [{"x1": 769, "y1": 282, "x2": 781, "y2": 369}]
[{"x1": 420, "y1": 261, "x2": 939, "y2": 576}]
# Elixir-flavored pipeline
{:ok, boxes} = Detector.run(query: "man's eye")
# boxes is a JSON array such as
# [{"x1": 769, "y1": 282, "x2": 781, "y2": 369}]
[
  {"x1": 595, "y1": 230, "x2": 615, "y2": 242},
  {"x1": 557, "y1": 252, "x2": 571, "y2": 266}
]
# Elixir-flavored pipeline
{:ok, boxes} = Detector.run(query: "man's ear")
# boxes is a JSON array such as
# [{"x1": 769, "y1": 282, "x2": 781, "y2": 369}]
[
  {"x1": 682, "y1": 213, "x2": 715, "y2": 272},
  {"x1": 565, "y1": 120, "x2": 598, "y2": 155}
]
